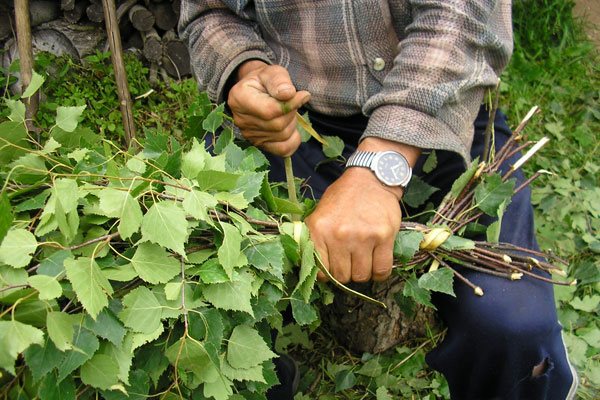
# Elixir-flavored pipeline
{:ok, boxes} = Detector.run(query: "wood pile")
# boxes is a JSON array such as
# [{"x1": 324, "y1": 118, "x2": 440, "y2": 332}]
[{"x1": 1, "y1": 0, "x2": 191, "y2": 81}]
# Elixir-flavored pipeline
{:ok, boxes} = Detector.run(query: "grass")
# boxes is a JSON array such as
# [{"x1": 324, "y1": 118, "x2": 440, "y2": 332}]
[{"x1": 1, "y1": 0, "x2": 597, "y2": 398}]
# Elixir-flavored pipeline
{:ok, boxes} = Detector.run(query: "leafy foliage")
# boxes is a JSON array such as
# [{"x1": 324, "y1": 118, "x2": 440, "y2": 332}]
[{"x1": 0, "y1": 78, "x2": 328, "y2": 398}]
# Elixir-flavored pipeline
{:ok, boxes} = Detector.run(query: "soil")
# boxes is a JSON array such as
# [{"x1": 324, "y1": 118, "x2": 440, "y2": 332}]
[{"x1": 574, "y1": 0, "x2": 600, "y2": 49}]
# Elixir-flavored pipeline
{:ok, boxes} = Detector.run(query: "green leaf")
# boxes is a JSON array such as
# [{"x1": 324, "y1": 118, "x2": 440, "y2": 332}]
[
  {"x1": 55, "y1": 105, "x2": 86, "y2": 132},
  {"x1": 23, "y1": 338, "x2": 64, "y2": 383},
  {"x1": 14, "y1": 189, "x2": 50, "y2": 213},
  {"x1": 295, "y1": 240, "x2": 317, "y2": 302},
  {"x1": 83, "y1": 308, "x2": 126, "y2": 346},
  {"x1": 570, "y1": 295, "x2": 600, "y2": 313},
  {"x1": 182, "y1": 189, "x2": 217, "y2": 221},
  {"x1": 376, "y1": 386, "x2": 394, "y2": 400},
  {"x1": 0, "y1": 228, "x2": 38, "y2": 268},
  {"x1": 227, "y1": 325, "x2": 277, "y2": 369},
  {"x1": 130, "y1": 243, "x2": 180, "y2": 284},
  {"x1": 402, "y1": 275, "x2": 434, "y2": 309},
  {"x1": 322, "y1": 135, "x2": 345, "y2": 158},
  {"x1": 181, "y1": 139, "x2": 208, "y2": 179},
  {"x1": 422, "y1": 150, "x2": 438, "y2": 173},
  {"x1": 403, "y1": 175, "x2": 439, "y2": 208},
  {"x1": 474, "y1": 174, "x2": 515, "y2": 216},
  {"x1": 334, "y1": 369, "x2": 356, "y2": 392},
  {"x1": 141, "y1": 201, "x2": 188, "y2": 256},
  {"x1": 0, "y1": 193, "x2": 13, "y2": 243},
  {"x1": 126, "y1": 153, "x2": 146, "y2": 174},
  {"x1": 28, "y1": 275, "x2": 62, "y2": 300},
  {"x1": 0, "y1": 320, "x2": 44, "y2": 374},
  {"x1": 418, "y1": 267, "x2": 455, "y2": 297},
  {"x1": 165, "y1": 336, "x2": 217, "y2": 383},
  {"x1": 393, "y1": 231, "x2": 424, "y2": 264},
  {"x1": 202, "y1": 103, "x2": 225, "y2": 133},
  {"x1": 38, "y1": 374, "x2": 76, "y2": 400},
  {"x1": 98, "y1": 188, "x2": 143, "y2": 240},
  {"x1": 118, "y1": 286, "x2": 162, "y2": 334},
  {"x1": 449, "y1": 157, "x2": 480, "y2": 198},
  {"x1": 196, "y1": 170, "x2": 241, "y2": 191},
  {"x1": 5, "y1": 99, "x2": 25, "y2": 122},
  {"x1": 46, "y1": 311, "x2": 75, "y2": 351},
  {"x1": 291, "y1": 292, "x2": 318, "y2": 326},
  {"x1": 221, "y1": 358, "x2": 266, "y2": 383},
  {"x1": 188, "y1": 249, "x2": 215, "y2": 264},
  {"x1": 203, "y1": 277, "x2": 254, "y2": 316},
  {"x1": 440, "y1": 235, "x2": 475, "y2": 251},
  {"x1": 218, "y1": 223, "x2": 247, "y2": 278},
  {"x1": 486, "y1": 199, "x2": 509, "y2": 243},
  {"x1": 204, "y1": 375, "x2": 234, "y2": 400},
  {"x1": 57, "y1": 327, "x2": 99, "y2": 381},
  {"x1": 215, "y1": 191, "x2": 249, "y2": 209},
  {"x1": 21, "y1": 70, "x2": 45, "y2": 98},
  {"x1": 198, "y1": 259, "x2": 230, "y2": 284},
  {"x1": 245, "y1": 239, "x2": 285, "y2": 281},
  {"x1": 64, "y1": 257, "x2": 113, "y2": 319},
  {"x1": 80, "y1": 353, "x2": 120, "y2": 390},
  {"x1": 0, "y1": 121, "x2": 29, "y2": 165}
]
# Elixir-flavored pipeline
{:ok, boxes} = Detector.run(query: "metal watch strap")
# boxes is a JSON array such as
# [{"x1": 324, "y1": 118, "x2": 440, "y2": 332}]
[{"x1": 346, "y1": 151, "x2": 377, "y2": 169}]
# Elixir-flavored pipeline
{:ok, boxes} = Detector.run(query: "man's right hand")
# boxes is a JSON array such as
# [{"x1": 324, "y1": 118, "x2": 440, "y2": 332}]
[{"x1": 227, "y1": 61, "x2": 311, "y2": 157}]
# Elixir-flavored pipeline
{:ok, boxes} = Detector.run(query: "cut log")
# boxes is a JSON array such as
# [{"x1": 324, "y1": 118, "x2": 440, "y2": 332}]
[
  {"x1": 115, "y1": 0, "x2": 138, "y2": 22},
  {"x1": 29, "y1": 0, "x2": 60, "y2": 27},
  {"x1": 86, "y1": 1, "x2": 104, "y2": 23},
  {"x1": 320, "y1": 275, "x2": 439, "y2": 354},
  {"x1": 61, "y1": 0, "x2": 76, "y2": 11},
  {"x1": 161, "y1": 29, "x2": 191, "y2": 78},
  {"x1": 148, "y1": 1, "x2": 177, "y2": 31},
  {"x1": 128, "y1": 4, "x2": 155, "y2": 32},
  {"x1": 142, "y1": 28, "x2": 162, "y2": 64},
  {"x1": 64, "y1": 0, "x2": 88, "y2": 24}
]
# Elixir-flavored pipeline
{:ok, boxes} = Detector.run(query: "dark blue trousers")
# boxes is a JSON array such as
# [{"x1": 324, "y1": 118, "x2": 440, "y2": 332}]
[{"x1": 266, "y1": 107, "x2": 577, "y2": 399}]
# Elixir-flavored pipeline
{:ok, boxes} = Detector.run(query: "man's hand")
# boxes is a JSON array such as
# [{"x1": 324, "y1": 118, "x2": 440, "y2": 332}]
[
  {"x1": 305, "y1": 167, "x2": 402, "y2": 283},
  {"x1": 306, "y1": 138, "x2": 420, "y2": 283},
  {"x1": 228, "y1": 61, "x2": 311, "y2": 157}
]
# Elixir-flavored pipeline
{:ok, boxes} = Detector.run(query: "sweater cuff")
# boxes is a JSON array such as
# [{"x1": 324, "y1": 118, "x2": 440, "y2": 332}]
[{"x1": 362, "y1": 105, "x2": 473, "y2": 166}]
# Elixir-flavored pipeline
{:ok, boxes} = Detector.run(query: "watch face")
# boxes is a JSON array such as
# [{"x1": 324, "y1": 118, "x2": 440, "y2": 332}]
[{"x1": 373, "y1": 151, "x2": 412, "y2": 187}]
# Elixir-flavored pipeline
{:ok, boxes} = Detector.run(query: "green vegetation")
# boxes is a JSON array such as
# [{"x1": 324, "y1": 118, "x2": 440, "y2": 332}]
[{"x1": 0, "y1": 0, "x2": 597, "y2": 398}]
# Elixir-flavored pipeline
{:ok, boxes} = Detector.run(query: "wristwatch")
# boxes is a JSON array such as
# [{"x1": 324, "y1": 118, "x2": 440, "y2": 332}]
[{"x1": 345, "y1": 150, "x2": 412, "y2": 187}]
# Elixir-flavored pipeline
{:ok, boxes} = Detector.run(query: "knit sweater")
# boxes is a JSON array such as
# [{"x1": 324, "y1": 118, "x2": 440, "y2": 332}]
[{"x1": 179, "y1": 0, "x2": 513, "y2": 163}]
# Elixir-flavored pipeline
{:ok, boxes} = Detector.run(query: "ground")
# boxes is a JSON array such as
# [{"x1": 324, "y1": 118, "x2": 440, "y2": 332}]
[{"x1": 574, "y1": 0, "x2": 600, "y2": 48}]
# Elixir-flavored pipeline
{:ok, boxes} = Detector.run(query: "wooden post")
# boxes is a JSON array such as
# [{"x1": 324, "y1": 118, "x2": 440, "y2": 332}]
[
  {"x1": 101, "y1": 0, "x2": 135, "y2": 147},
  {"x1": 14, "y1": 0, "x2": 39, "y2": 129}
]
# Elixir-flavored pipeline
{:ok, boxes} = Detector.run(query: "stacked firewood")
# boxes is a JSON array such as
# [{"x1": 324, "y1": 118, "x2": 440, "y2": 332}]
[{"x1": 0, "y1": 0, "x2": 190, "y2": 80}]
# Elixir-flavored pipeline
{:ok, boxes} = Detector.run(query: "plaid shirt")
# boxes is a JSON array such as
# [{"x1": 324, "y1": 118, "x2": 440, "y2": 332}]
[{"x1": 179, "y1": 0, "x2": 513, "y2": 163}]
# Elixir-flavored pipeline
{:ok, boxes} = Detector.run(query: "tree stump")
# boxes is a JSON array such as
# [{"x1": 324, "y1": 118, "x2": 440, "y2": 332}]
[{"x1": 321, "y1": 274, "x2": 439, "y2": 354}]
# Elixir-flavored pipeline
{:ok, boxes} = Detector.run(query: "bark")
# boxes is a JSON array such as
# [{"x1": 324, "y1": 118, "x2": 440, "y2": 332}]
[
  {"x1": 101, "y1": 0, "x2": 136, "y2": 146},
  {"x1": 321, "y1": 275, "x2": 439, "y2": 354},
  {"x1": 14, "y1": 0, "x2": 39, "y2": 130}
]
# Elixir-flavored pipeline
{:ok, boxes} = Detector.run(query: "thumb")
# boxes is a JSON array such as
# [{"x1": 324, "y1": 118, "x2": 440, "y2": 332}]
[{"x1": 258, "y1": 65, "x2": 296, "y2": 101}]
